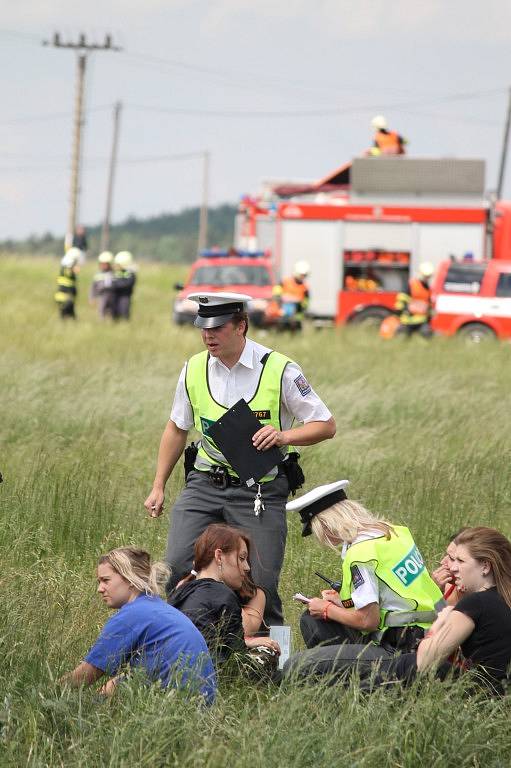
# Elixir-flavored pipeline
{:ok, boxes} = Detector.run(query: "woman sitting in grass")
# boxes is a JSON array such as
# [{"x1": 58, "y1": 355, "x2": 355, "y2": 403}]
[
  {"x1": 388, "y1": 526, "x2": 511, "y2": 694},
  {"x1": 168, "y1": 524, "x2": 280, "y2": 667},
  {"x1": 62, "y1": 547, "x2": 216, "y2": 703},
  {"x1": 431, "y1": 528, "x2": 468, "y2": 605}
]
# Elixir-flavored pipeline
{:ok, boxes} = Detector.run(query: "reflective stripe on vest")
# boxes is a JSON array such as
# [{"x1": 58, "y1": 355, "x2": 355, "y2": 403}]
[
  {"x1": 340, "y1": 526, "x2": 443, "y2": 635},
  {"x1": 185, "y1": 349, "x2": 293, "y2": 481},
  {"x1": 55, "y1": 269, "x2": 76, "y2": 301}
]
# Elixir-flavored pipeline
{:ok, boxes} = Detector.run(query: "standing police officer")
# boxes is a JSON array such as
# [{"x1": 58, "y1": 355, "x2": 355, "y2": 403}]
[{"x1": 144, "y1": 292, "x2": 336, "y2": 625}]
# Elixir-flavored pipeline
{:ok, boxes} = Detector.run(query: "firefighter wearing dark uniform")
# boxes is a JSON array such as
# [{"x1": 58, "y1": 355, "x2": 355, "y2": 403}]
[
  {"x1": 54, "y1": 248, "x2": 81, "y2": 319},
  {"x1": 283, "y1": 482, "x2": 444, "y2": 680},
  {"x1": 395, "y1": 262, "x2": 434, "y2": 337},
  {"x1": 144, "y1": 292, "x2": 336, "y2": 626},
  {"x1": 112, "y1": 251, "x2": 137, "y2": 320}
]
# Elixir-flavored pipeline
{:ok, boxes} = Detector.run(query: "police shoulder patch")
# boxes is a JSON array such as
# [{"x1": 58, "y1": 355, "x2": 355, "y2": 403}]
[
  {"x1": 351, "y1": 564, "x2": 365, "y2": 590},
  {"x1": 294, "y1": 373, "x2": 312, "y2": 397}
]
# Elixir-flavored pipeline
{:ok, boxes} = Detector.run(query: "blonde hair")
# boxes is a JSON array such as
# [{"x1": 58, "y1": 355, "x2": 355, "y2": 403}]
[
  {"x1": 98, "y1": 547, "x2": 170, "y2": 597},
  {"x1": 311, "y1": 499, "x2": 394, "y2": 552}
]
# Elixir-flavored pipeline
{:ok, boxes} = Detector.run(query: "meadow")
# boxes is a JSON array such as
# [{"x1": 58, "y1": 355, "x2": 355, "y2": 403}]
[{"x1": 1, "y1": 256, "x2": 511, "y2": 767}]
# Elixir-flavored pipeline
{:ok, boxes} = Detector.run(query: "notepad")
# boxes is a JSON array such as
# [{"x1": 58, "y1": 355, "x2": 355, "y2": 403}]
[{"x1": 207, "y1": 398, "x2": 283, "y2": 487}]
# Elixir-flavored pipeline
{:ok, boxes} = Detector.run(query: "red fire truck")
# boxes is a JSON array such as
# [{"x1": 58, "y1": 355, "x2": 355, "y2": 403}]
[
  {"x1": 235, "y1": 157, "x2": 511, "y2": 326},
  {"x1": 431, "y1": 259, "x2": 511, "y2": 342}
]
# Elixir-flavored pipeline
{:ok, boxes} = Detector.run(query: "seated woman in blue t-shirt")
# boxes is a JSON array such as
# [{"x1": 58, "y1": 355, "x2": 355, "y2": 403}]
[{"x1": 61, "y1": 547, "x2": 216, "y2": 703}]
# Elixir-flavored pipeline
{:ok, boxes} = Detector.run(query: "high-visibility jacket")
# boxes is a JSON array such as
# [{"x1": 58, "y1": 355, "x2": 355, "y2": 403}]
[
  {"x1": 374, "y1": 130, "x2": 405, "y2": 155},
  {"x1": 54, "y1": 267, "x2": 77, "y2": 304},
  {"x1": 274, "y1": 277, "x2": 309, "y2": 307},
  {"x1": 112, "y1": 269, "x2": 136, "y2": 297},
  {"x1": 90, "y1": 270, "x2": 113, "y2": 298},
  {"x1": 395, "y1": 278, "x2": 431, "y2": 325},
  {"x1": 339, "y1": 526, "x2": 443, "y2": 638},
  {"x1": 185, "y1": 349, "x2": 294, "y2": 481}
]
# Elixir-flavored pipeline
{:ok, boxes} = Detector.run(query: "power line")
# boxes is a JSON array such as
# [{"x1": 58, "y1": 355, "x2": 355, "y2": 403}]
[
  {"x1": 0, "y1": 28, "x2": 41, "y2": 42},
  {"x1": 0, "y1": 104, "x2": 112, "y2": 127},
  {"x1": 0, "y1": 150, "x2": 211, "y2": 173},
  {"x1": 126, "y1": 87, "x2": 508, "y2": 119},
  {"x1": 1, "y1": 87, "x2": 505, "y2": 127}
]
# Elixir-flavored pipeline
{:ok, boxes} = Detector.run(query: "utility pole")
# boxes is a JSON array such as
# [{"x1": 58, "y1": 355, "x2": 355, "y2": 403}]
[
  {"x1": 100, "y1": 101, "x2": 122, "y2": 252},
  {"x1": 42, "y1": 33, "x2": 121, "y2": 250},
  {"x1": 198, "y1": 150, "x2": 210, "y2": 253},
  {"x1": 497, "y1": 87, "x2": 511, "y2": 200}
]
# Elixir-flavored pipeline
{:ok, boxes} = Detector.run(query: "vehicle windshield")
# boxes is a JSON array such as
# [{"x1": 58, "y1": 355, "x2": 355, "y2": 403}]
[
  {"x1": 190, "y1": 264, "x2": 272, "y2": 287},
  {"x1": 443, "y1": 265, "x2": 485, "y2": 294}
]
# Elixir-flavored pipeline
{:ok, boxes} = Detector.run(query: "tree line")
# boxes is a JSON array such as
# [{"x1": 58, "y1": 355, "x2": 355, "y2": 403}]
[{"x1": 1, "y1": 204, "x2": 238, "y2": 263}]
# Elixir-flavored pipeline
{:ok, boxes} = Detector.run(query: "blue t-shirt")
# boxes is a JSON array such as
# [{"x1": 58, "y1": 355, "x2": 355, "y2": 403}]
[{"x1": 85, "y1": 595, "x2": 216, "y2": 704}]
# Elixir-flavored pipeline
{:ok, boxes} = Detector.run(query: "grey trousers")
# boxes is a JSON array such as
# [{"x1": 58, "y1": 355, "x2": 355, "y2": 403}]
[
  {"x1": 165, "y1": 469, "x2": 289, "y2": 626},
  {"x1": 282, "y1": 642, "x2": 394, "y2": 683},
  {"x1": 300, "y1": 611, "x2": 366, "y2": 649}
]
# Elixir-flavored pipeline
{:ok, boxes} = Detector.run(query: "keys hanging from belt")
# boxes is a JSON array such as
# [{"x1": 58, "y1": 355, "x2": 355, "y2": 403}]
[{"x1": 253, "y1": 484, "x2": 265, "y2": 517}]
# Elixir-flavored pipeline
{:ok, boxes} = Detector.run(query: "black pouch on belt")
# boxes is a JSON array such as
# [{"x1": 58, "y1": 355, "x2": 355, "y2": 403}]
[
  {"x1": 183, "y1": 442, "x2": 199, "y2": 480},
  {"x1": 280, "y1": 452, "x2": 305, "y2": 496}
]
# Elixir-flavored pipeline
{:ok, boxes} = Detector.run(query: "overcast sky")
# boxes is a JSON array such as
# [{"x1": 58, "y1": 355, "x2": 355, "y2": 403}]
[{"x1": 2, "y1": 0, "x2": 511, "y2": 240}]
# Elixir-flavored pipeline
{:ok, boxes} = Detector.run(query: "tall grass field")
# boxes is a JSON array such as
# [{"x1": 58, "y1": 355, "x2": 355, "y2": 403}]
[{"x1": 1, "y1": 256, "x2": 511, "y2": 767}]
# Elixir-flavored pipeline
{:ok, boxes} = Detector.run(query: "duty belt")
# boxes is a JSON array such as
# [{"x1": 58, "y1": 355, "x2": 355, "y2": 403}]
[
  {"x1": 206, "y1": 466, "x2": 241, "y2": 489},
  {"x1": 384, "y1": 609, "x2": 437, "y2": 627}
]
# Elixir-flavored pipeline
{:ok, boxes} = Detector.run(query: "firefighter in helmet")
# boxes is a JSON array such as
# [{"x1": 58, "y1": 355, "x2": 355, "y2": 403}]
[
  {"x1": 395, "y1": 262, "x2": 434, "y2": 337},
  {"x1": 54, "y1": 248, "x2": 81, "y2": 320},
  {"x1": 368, "y1": 115, "x2": 407, "y2": 157},
  {"x1": 89, "y1": 251, "x2": 115, "y2": 319},
  {"x1": 271, "y1": 260, "x2": 310, "y2": 331},
  {"x1": 112, "y1": 251, "x2": 137, "y2": 320}
]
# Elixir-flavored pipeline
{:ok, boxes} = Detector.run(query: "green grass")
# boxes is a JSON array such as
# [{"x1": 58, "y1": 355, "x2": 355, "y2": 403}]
[{"x1": 1, "y1": 255, "x2": 511, "y2": 766}]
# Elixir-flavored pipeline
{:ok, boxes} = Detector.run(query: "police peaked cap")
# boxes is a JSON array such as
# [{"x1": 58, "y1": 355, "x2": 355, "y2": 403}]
[
  {"x1": 188, "y1": 292, "x2": 252, "y2": 329},
  {"x1": 286, "y1": 480, "x2": 350, "y2": 537}
]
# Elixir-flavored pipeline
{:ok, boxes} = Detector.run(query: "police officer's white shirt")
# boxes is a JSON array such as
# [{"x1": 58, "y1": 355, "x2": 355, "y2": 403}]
[
  {"x1": 170, "y1": 337, "x2": 332, "y2": 431},
  {"x1": 342, "y1": 530, "x2": 414, "y2": 613}
]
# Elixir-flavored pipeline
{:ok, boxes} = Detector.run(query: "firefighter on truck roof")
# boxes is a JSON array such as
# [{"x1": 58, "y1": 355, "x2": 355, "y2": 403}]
[{"x1": 368, "y1": 115, "x2": 407, "y2": 157}]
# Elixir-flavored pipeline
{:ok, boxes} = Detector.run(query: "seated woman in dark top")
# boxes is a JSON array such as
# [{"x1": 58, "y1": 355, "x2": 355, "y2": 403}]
[
  {"x1": 371, "y1": 526, "x2": 511, "y2": 694},
  {"x1": 168, "y1": 523, "x2": 280, "y2": 665}
]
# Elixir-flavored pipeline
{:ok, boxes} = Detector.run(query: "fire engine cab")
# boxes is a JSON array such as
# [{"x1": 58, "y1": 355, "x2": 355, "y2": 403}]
[
  {"x1": 235, "y1": 157, "x2": 511, "y2": 326},
  {"x1": 431, "y1": 259, "x2": 511, "y2": 342}
]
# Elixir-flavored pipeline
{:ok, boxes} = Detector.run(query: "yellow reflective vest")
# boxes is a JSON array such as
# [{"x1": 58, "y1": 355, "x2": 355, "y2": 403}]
[
  {"x1": 54, "y1": 267, "x2": 77, "y2": 304},
  {"x1": 185, "y1": 349, "x2": 294, "y2": 481},
  {"x1": 340, "y1": 526, "x2": 443, "y2": 635}
]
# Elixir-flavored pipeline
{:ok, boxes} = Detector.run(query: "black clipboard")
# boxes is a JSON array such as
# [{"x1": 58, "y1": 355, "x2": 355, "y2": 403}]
[{"x1": 207, "y1": 398, "x2": 283, "y2": 487}]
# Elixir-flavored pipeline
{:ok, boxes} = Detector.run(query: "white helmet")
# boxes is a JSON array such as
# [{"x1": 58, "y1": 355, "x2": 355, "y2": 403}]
[
  {"x1": 98, "y1": 250, "x2": 113, "y2": 265},
  {"x1": 371, "y1": 115, "x2": 387, "y2": 131},
  {"x1": 419, "y1": 261, "x2": 434, "y2": 278},
  {"x1": 114, "y1": 250, "x2": 134, "y2": 268},
  {"x1": 294, "y1": 260, "x2": 310, "y2": 278},
  {"x1": 61, "y1": 247, "x2": 82, "y2": 267}
]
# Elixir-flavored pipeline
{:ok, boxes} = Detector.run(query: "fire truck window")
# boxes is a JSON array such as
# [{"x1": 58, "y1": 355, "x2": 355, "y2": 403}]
[
  {"x1": 191, "y1": 265, "x2": 271, "y2": 287},
  {"x1": 496, "y1": 274, "x2": 511, "y2": 298},
  {"x1": 443, "y1": 266, "x2": 485, "y2": 294}
]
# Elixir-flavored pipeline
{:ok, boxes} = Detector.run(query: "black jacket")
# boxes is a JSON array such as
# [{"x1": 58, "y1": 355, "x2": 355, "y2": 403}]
[{"x1": 168, "y1": 579, "x2": 245, "y2": 664}]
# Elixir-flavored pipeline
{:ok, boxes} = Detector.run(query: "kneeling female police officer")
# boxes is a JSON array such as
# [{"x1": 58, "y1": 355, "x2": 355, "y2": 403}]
[{"x1": 284, "y1": 482, "x2": 443, "y2": 680}]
